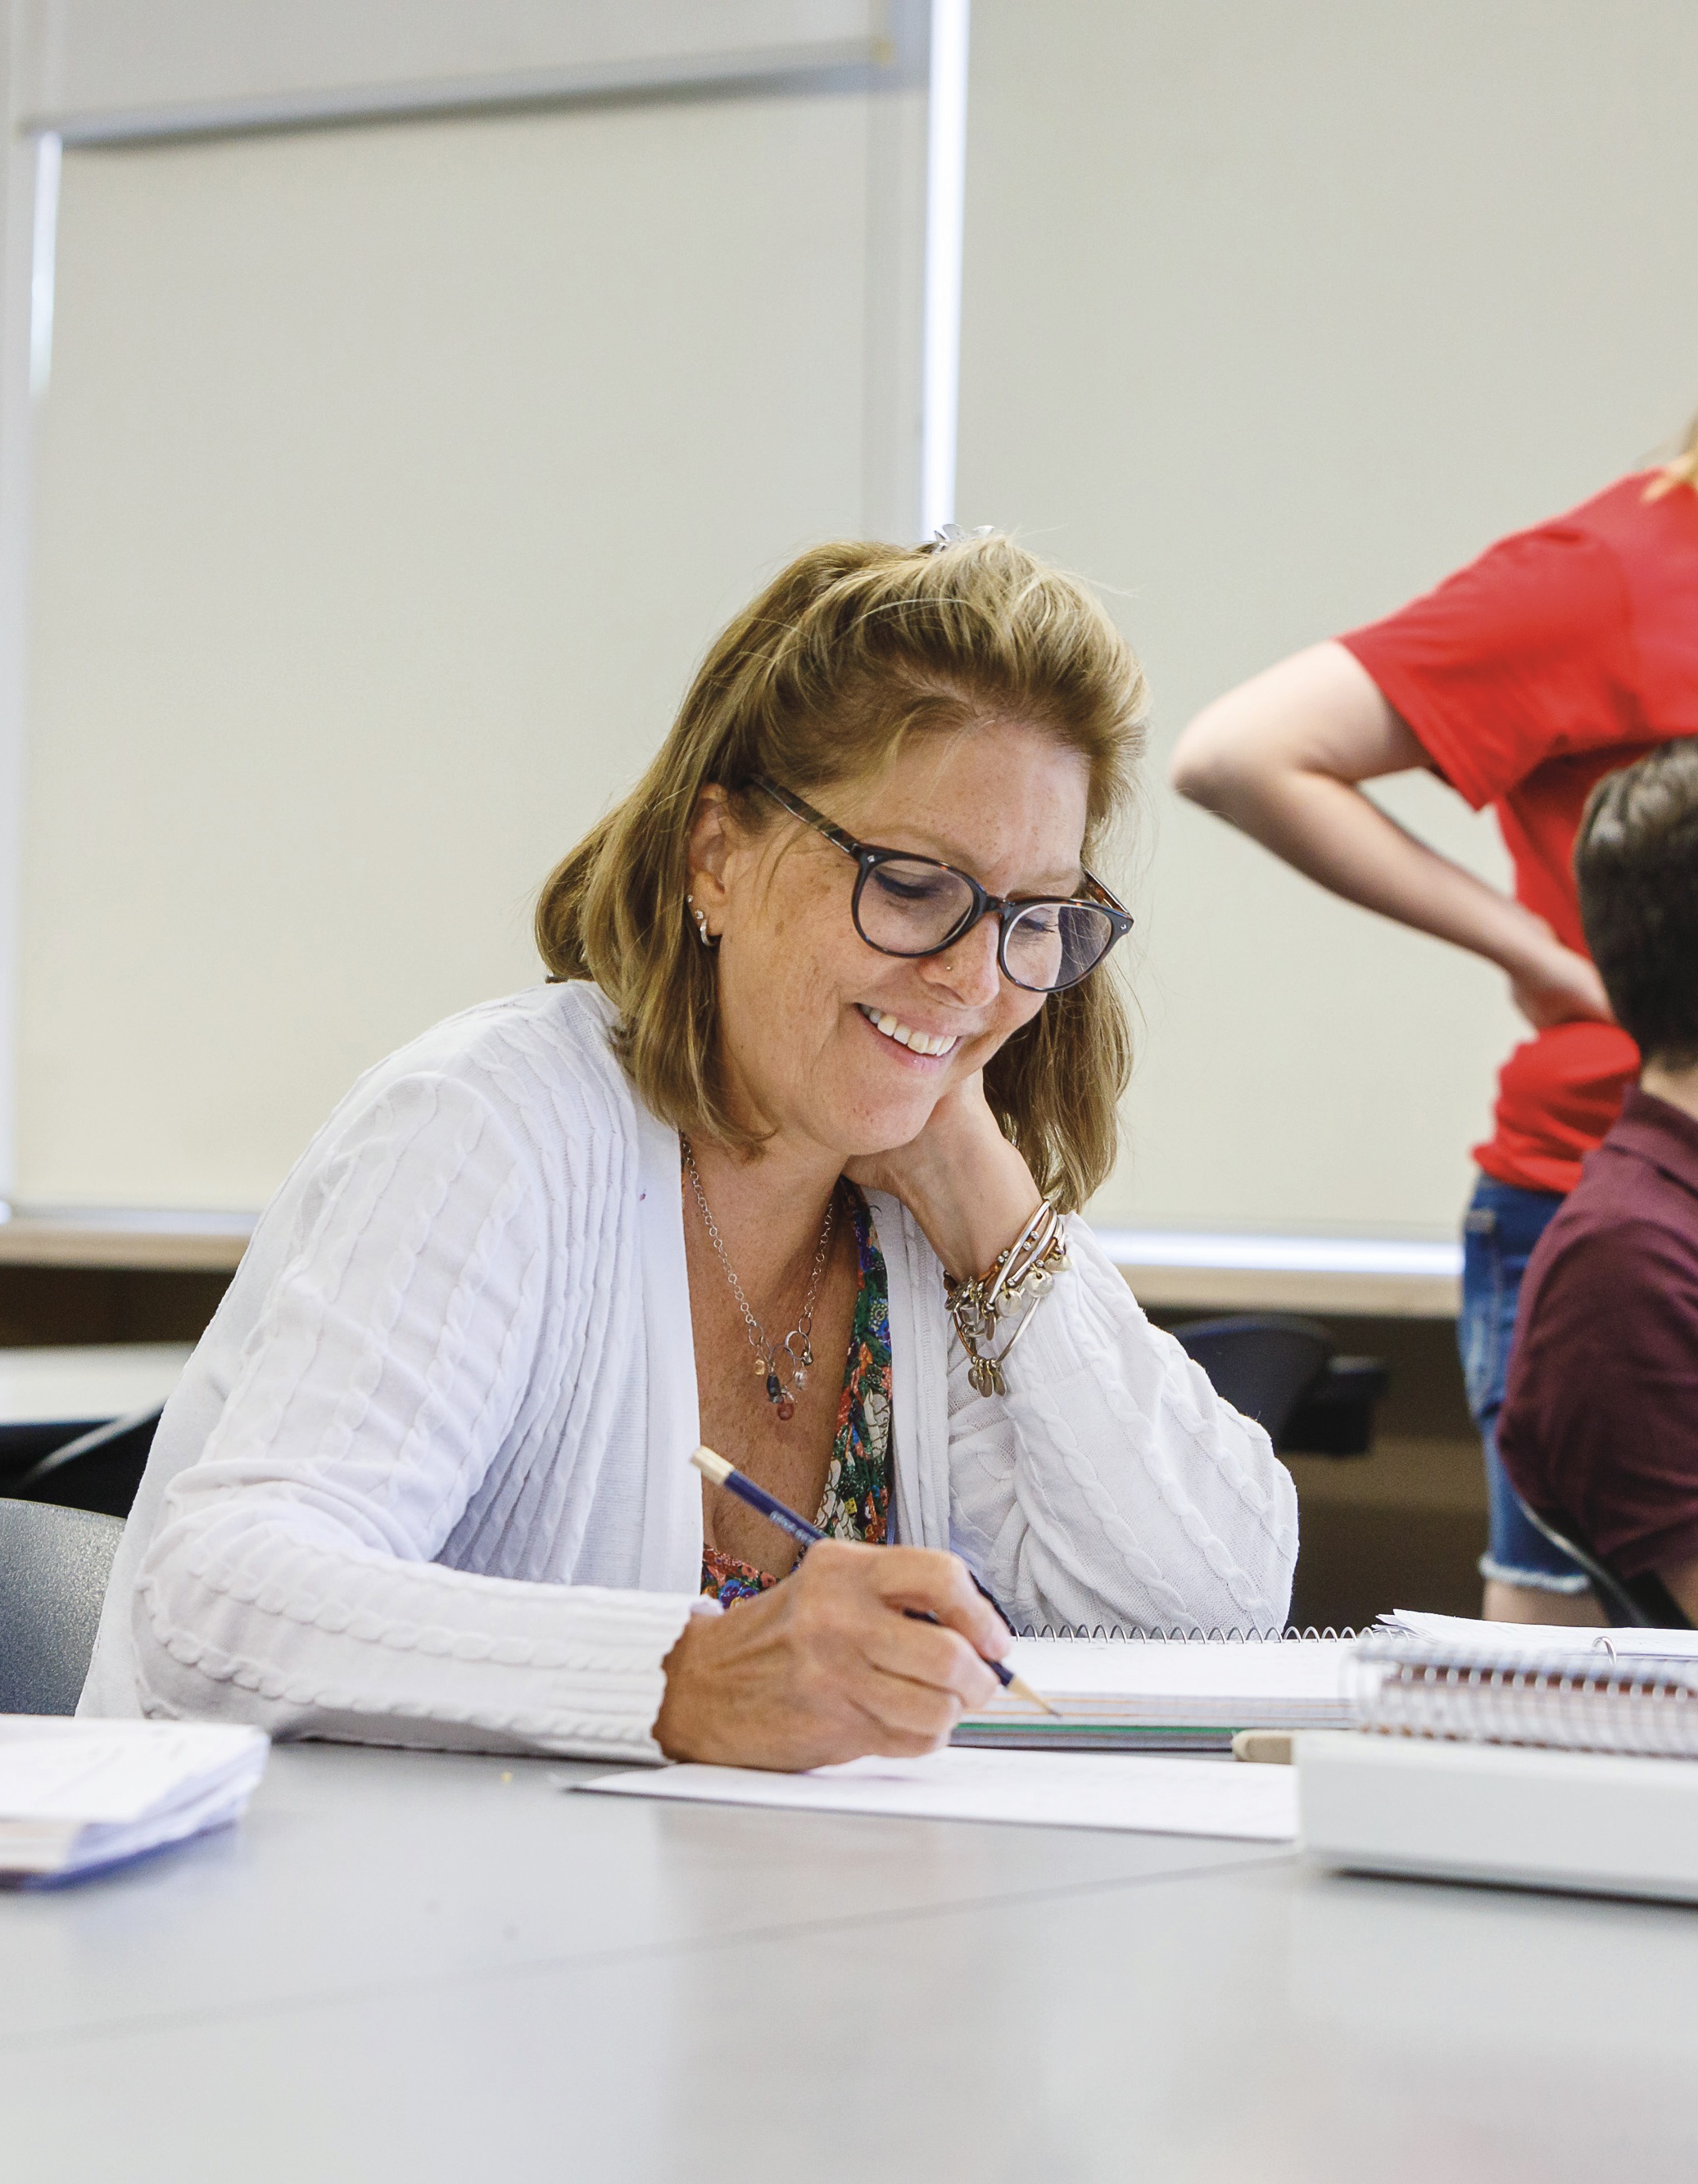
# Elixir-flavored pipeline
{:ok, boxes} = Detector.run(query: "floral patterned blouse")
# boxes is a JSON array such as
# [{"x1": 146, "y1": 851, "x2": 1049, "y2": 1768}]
[{"x1": 700, "y1": 1186, "x2": 893, "y2": 1608}]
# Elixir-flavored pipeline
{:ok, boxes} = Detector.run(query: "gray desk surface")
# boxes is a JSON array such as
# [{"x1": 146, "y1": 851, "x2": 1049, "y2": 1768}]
[{"x1": 2, "y1": 1743, "x2": 1696, "y2": 2182}]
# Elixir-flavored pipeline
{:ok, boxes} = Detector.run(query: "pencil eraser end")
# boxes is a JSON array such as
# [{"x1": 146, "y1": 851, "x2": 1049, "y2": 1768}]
[
  {"x1": 1232, "y1": 1730, "x2": 1293, "y2": 1766},
  {"x1": 691, "y1": 1445, "x2": 734, "y2": 1486}
]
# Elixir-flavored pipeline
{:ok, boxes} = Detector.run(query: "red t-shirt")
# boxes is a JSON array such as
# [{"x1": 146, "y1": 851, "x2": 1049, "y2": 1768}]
[{"x1": 1341, "y1": 473, "x2": 1698, "y2": 1195}]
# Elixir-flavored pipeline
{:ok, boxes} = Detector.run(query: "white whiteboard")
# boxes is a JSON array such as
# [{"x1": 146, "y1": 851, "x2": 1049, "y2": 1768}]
[
  {"x1": 958, "y1": 0, "x2": 1698, "y2": 1241},
  {"x1": 20, "y1": 88, "x2": 878, "y2": 1208}
]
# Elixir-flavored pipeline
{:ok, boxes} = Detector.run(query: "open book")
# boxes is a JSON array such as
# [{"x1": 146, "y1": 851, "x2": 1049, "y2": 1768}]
[{"x1": 0, "y1": 1716, "x2": 269, "y2": 1887}]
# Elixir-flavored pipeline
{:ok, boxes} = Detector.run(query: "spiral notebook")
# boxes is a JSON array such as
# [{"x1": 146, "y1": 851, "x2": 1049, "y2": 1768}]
[
  {"x1": 1347, "y1": 1626, "x2": 1698, "y2": 1758},
  {"x1": 952, "y1": 1627, "x2": 1359, "y2": 1752},
  {"x1": 1300, "y1": 1626, "x2": 1698, "y2": 1904}
]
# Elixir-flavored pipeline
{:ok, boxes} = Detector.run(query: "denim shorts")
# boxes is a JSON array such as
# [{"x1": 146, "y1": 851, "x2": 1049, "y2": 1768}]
[{"x1": 1458, "y1": 1173, "x2": 1588, "y2": 1591}]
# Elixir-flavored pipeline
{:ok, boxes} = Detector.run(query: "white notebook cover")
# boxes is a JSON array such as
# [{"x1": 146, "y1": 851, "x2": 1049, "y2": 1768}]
[{"x1": 1297, "y1": 1730, "x2": 1698, "y2": 1905}]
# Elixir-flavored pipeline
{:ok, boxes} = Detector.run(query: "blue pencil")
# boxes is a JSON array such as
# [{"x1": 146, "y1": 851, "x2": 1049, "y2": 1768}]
[{"x1": 691, "y1": 1445, "x2": 1057, "y2": 1715}]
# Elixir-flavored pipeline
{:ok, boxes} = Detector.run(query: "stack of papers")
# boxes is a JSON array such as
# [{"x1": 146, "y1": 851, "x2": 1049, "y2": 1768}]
[
  {"x1": 0, "y1": 1716, "x2": 269, "y2": 1888},
  {"x1": 953, "y1": 1635, "x2": 1357, "y2": 1750}
]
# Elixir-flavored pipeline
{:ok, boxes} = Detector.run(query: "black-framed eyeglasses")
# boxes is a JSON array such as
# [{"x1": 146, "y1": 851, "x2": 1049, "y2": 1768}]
[{"x1": 755, "y1": 777, "x2": 1133, "y2": 994}]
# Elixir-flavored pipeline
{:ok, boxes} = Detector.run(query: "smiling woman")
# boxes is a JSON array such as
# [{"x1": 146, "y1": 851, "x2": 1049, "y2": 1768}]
[
  {"x1": 538, "y1": 536, "x2": 1143, "y2": 1213},
  {"x1": 80, "y1": 532, "x2": 1298, "y2": 1771}
]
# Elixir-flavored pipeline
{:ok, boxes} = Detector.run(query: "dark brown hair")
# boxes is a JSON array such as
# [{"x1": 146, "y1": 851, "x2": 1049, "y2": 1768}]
[
  {"x1": 1576, "y1": 737, "x2": 1698, "y2": 1067},
  {"x1": 535, "y1": 533, "x2": 1148, "y2": 1210}
]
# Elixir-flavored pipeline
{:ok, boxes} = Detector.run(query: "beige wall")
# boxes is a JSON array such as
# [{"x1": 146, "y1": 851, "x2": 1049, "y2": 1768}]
[
  {"x1": 958, "y1": 0, "x2": 1698, "y2": 1240},
  {"x1": 16, "y1": 1, "x2": 1698, "y2": 1237},
  {"x1": 19, "y1": 89, "x2": 876, "y2": 1205}
]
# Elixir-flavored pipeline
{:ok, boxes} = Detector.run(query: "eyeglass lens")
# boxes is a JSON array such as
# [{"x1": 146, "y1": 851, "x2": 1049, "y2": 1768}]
[{"x1": 856, "y1": 858, "x2": 1116, "y2": 992}]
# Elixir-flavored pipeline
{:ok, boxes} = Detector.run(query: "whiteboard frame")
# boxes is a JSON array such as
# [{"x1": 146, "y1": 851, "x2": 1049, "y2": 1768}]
[{"x1": 0, "y1": 0, "x2": 961, "y2": 1211}]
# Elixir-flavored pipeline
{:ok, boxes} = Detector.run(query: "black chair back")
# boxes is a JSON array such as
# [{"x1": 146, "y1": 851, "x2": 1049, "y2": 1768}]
[
  {"x1": 0, "y1": 1497, "x2": 125, "y2": 1714},
  {"x1": 1515, "y1": 1494, "x2": 1695, "y2": 1631},
  {"x1": 12, "y1": 1404, "x2": 162, "y2": 1519},
  {"x1": 1172, "y1": 1314, "x2": 1333, "y2": 1446}
]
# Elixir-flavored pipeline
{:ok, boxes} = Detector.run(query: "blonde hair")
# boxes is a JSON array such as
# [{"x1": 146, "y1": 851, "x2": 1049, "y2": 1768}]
[
  {"x1": 1645, "y1": 410, "x2": 1698, "y2": 500},
  {"x1": 536, "y1": 533, "x2": 1148, "y2": 1211}
]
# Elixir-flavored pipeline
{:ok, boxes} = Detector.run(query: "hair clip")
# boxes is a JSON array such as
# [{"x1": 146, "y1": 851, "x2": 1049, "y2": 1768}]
[{"x1": 928, "y1": 523, "x2": 997, "y2": 550}]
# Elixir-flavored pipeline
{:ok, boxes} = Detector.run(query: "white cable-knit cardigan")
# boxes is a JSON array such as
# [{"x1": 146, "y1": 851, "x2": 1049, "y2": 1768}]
[{"x1": 80, "y1": 983, "x2": 1297, "y2": 1759}]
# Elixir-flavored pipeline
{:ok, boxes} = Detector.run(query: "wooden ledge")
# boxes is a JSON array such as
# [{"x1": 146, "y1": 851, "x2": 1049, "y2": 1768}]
[
  {"x1": 1096, "y1": 1230, "x2": 1462, "y2": 1321},
  {"x1": 0, "y1": 1208, "x2": 255, "y2": 1272},
  {"x1": 0, "y1": 1210, "x2": 1465, "y2": 1315}
]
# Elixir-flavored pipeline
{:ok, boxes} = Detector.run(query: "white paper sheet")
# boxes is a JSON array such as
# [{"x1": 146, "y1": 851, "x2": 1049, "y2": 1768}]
[
  {"x1": 1383, "y1": 1611, "x2": 1698, "y2": 1662},
  {"x1": 577, "y1": 1748, "x2": 1298, "y2": 1843}
]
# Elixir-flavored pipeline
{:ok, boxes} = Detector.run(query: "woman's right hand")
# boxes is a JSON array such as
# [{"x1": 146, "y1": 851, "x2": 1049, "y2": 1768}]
[{"x1": 653, "y1": 1540, "x2": 1009, "y2": 1772}]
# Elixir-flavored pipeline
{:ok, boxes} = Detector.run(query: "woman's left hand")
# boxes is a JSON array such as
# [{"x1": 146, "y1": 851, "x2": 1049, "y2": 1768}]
[{"x1": 845, "y1": 1069, "x2": 1044, "y2": 1282}]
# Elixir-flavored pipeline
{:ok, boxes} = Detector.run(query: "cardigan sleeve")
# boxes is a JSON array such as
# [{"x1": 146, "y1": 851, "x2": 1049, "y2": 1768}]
[
  {"x1": 942, "y1": 1223, "x2": 1298, "y2": 1634},
  {"x1": 125, "y1": 1069, "x2": 700, "y2": 1761}
]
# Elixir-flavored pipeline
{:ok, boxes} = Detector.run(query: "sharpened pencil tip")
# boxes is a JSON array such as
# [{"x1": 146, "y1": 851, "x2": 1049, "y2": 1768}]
[{"x1": 1008, "y1": 1673, "x2": 1060, "y2": 1717}]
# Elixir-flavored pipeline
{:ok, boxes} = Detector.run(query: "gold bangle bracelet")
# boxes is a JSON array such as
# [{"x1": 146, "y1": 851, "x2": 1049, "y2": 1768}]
[{"x1": 944, "y1": 1205, "x2": 1070, "y2": 1397}]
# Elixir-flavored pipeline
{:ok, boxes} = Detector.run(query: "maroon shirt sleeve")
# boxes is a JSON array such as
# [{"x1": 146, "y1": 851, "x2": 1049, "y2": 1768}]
[
  {"x1": 1499, "y1": 1216, "x2": 1698, "y2": 1578},
  {"x1": 1339, "y1": 527, "x2": 1637, "y2": 809}
]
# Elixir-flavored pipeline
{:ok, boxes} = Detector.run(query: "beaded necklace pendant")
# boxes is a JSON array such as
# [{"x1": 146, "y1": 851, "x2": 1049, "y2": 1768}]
[{"x1": 685, "y1": 1134, "x2": 835, "y2": 1428}]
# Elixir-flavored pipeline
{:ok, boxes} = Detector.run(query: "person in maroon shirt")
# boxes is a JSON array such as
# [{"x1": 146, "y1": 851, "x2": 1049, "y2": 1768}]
[{"x1": 1497, "y1": 738, "x2": 1698, "y2": 1626}]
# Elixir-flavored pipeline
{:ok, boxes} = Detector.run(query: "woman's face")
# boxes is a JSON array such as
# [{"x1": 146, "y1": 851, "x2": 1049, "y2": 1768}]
[{"x1": 690, "y1": 719, "x2": 1093, "y2": 1160}]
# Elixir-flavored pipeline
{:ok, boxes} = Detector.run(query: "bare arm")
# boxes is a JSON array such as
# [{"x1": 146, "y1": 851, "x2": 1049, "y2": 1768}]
[
  {"x1": 1168, "y1": 642, "x2": 1611, "y2": 1029},
  {"x1": 1660, "y1": 1554, "x2": 1698, "y2": 1625}
]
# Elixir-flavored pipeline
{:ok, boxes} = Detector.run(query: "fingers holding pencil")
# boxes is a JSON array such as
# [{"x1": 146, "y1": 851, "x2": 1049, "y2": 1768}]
[
  {"x1": 656, "y1": 1540, "x2": 998, "y2": 1767},
  {"x1": 658, "y1": 1449, "x2": 1054, "y2": 1766},
  {"x1": 684, "y1": 1445, "x2": 1057, "y2": 1725}
]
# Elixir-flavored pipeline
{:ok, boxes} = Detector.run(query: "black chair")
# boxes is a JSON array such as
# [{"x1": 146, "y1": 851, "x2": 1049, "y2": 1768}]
[
  {"x1": 1514, "y1": 1491, "x2": 1695, "y2": 1631},
  {"x1": 0, "y1": 1497, "x2": 125, "y2": 1713},
  {"x1": 1172, "y1": 1315, "x2": 1334, "y2": 1445},
  {"x1": 1172, "y1": 1315, "x2": 1390, "y2": 1456},
  {"x1": 11, "y1": 1404, "x2": 162, "y2": 1520},
  {"x1": 1282, "y1": 1354, "x2": 1391, "y2": 1456}
]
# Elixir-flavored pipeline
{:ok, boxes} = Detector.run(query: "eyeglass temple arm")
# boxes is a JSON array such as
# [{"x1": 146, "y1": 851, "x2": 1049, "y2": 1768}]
[
  {"x1": 1081, "y1": 868, "x2": 1134, "y2": 928},
  {"x1": 754, "y1": 776, "x2": 863, "y2": 861}
]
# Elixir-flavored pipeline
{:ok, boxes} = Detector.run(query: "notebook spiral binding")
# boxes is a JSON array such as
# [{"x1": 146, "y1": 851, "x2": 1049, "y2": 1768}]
[
  {"x1": 1350, "y1": 1634, "x2": 1698, "y2": 1761},
  {"x1": 1015, "y1": 1624, "x2": 1363, "y2": 1642}
]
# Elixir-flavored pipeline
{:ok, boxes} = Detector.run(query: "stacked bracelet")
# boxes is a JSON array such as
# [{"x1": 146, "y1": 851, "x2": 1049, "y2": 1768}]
[{"x1": 943, "y1": 1201, "x2": 1070, "y2": 1397}]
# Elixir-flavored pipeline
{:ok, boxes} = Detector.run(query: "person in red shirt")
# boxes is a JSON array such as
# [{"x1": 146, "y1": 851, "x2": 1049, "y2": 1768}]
[{"x1": 1168, "y1": 416, "x2": 1698, "y2": 1623}]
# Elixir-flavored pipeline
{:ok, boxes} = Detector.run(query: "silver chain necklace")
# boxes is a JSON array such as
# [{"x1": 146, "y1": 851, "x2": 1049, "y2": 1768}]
[{"x1": 681, "y1": 1136, "x2": 836, "y2": 1423}]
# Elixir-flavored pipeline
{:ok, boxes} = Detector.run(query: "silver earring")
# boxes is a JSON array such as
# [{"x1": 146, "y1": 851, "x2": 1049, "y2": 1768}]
[{"x1": 686, "y1": 894, "x2": 718, "y2": 950}]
